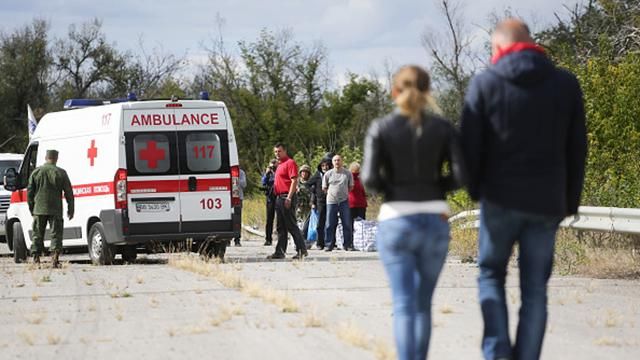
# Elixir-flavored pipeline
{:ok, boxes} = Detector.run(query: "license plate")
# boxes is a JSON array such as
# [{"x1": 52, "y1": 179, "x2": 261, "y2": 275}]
[{"x1": 135, "y1": 202, "x2": 170, "y2": 213}]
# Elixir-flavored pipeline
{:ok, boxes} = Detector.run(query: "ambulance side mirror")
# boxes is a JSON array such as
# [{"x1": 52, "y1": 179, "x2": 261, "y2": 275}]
[{"x1": 3, "y1": 168, "x2": 17, "y2": 192}]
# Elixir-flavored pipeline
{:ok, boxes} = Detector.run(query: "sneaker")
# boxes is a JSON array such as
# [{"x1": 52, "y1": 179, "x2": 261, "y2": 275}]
[
  {"x1": 292, "y1": 250, "x2": 308, "y2": 260},
  {"x1": 266, "y1": 253, "x2": 285, "y2": 260}
]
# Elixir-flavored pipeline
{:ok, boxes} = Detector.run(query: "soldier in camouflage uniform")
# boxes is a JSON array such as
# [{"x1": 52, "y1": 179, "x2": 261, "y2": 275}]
[
  {"x1": 296, "y1": 165, "x2": 313, "y2": 246},
  {"x1": 27, "y1": 150, "x2": 74, "y2": 267}
]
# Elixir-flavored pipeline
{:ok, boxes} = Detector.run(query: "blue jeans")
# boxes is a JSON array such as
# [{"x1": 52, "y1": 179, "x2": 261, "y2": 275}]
[
  {"x1": 378, "y1": 213, "x2": 450, "y2": 360},
  {"x1": 478, "y1": 201, "x2": 561, "y2": 360},
  {"x1": 325, "y1": 200, "x2": 352, "y2": 249}
]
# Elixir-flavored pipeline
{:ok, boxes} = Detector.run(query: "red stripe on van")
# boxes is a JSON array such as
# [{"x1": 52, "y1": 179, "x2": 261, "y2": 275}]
[
  {"x1": 9, "y1": 182, "x2": 114, "y2": 204},
  {"x1": 8, "y1": 178, "x2": 230, "y2": 204},
  {"x1": 73, "y1": 182, "x2": 114, "y2": 197},
  {"x1": 127, "y1": 178, "x2": 231, "y2": 194},
  {"x1": 10, "y1": 189, "x2": 27, "y2": 204}
]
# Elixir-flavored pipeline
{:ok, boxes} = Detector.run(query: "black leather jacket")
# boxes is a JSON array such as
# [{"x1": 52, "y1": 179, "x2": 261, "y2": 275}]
[{"x1": 361, "y1": 111, "x2": 467, "y2": 202}]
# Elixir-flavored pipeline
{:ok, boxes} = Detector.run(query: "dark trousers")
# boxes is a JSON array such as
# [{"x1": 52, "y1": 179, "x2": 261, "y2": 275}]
[
  {"x1": 350, "y1": 207, "x2": 366, "y2": 238},
  {"x1": 315, "y1": 202, "x2": 327, "y2": 248},
  {"x1": 274, "y1": 195, "x2": 306, "y2": 256},
  {"x1": 31, "y1": 215, "x2": 64, "y2": 254},
  {"x1": 265, "y1": 197, "x2": 276, "y2": 242},
  {"x1": 233, "y1": 206, "x2": 242, "y2": 243}
]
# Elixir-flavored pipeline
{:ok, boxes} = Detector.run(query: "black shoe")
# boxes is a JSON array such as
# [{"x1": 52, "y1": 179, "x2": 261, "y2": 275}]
[
  {"x1": 267, "y1": 253, "x2": 285, "y2": 260},
  {"x1": 292, "y1": 250, "x2": 308, "y2": 260},
  {"x1": 32, "y1": 254, "x2": 41, "y2": 264},
  {"x1": 234, "y1": 240, "x2": 241, "y2": 247},
  {"x1": 264, "y1": 240, "x2": 272, "y2": 246},
  {"x1": 316, "y1": 244, "x2": 324, "y2": 250},
  {"x1": 344, "y1": 246, "x2": 356, "y2": 251},
  {"x1": 324, "y1": 247, "x2": 333, "y2": 252}
]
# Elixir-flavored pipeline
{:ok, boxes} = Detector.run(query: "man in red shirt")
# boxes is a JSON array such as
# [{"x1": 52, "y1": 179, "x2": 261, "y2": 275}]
[{"x1": 267, "y1": 143, "x2": 308, "y2": 260}]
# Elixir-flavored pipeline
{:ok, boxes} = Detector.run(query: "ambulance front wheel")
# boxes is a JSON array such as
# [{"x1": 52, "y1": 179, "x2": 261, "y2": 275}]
[
  {"x1": 88, "y1": 222, "x2": 115, "y2": 265},
  {"x1": 12, "y1": 222, "x2": 28, "y2": 264}
]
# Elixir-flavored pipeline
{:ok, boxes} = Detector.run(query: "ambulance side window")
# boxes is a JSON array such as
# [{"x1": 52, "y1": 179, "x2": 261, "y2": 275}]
[
  {"x1": 133, "y1": 134, "x2": 171, "y2": 173},
  {"x1": 185, "y1": 133, "x2": 222, "y2": 172}
]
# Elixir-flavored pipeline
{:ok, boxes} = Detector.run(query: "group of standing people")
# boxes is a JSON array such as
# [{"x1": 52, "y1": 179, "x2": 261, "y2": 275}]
[
  {"x1": 261, "y1": 148, "x2": 368, "y2": 258},
  {"x1": 362, "y1": 19, "x2": 587, "y2": 360}
]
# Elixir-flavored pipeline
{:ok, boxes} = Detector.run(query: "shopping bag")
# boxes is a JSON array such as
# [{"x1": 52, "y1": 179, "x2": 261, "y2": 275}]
[{"x1": 307, "y1": 209, "x2": 318, "y2": 241}]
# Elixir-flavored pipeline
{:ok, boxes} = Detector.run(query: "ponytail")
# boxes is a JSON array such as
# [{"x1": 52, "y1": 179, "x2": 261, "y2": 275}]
[{"x1": 392, "y1": 65, "x2": 440, "y2": 127}]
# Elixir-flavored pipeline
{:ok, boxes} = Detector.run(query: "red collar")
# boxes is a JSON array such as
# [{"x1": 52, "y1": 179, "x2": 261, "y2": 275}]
[
  {"x1": 491, "y1": 42, "x2": 546, "y2": 64},
  {"x1": 278, "y1": 156, "x2": 289, "y2": 164}
]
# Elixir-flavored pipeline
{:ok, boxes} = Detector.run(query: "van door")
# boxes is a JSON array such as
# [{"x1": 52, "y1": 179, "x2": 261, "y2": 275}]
[
  {"x1": 123, "y1": 110, "x2": 181, "y2": 235},
  {"x1": 177, "y1": 130, "x2": 232, "y2": 232}
]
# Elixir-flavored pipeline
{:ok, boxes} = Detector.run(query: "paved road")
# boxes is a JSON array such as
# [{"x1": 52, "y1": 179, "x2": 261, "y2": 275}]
[{"x1": 0, "y1": 239, "x2": 638, "y2": 359}]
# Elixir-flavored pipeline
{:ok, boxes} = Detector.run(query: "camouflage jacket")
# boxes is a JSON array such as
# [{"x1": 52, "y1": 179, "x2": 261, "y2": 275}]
[
  {"x1": 27, "y1": 163, "x2": 74, "y2": 216},
  {"x1": 296, "y1": 178, "x2": 312, "y2": 220}
]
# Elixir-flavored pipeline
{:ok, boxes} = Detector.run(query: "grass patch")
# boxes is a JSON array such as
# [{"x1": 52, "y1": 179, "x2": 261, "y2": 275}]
[
  {"x1": 169, "y1": 255, "x2": 299, "y2": 313},
  {"x1": 47, "y1": 333, "x2": 61, "y2": 345},
  {"x1": 554, "y1": 229, "x2": 640, "y2": 278},
  {"x1": 18, "y1": 331, "x2": 35, "y2": 346},
  {"x1": 303, "y1": 309, "x2": 325, "y2": 328},
  {"x1": 449, "y1": 220, "x2": 640, "y2": 279},
  {"x1": 449, "y1": 227, "x2": 478, "y2": 263},
  {"x1": 25, "y1": 312, "x2": 46, "y2": 325},
  {"x1": 336, "y1": 321, "x2": 371, "y2": 350}
]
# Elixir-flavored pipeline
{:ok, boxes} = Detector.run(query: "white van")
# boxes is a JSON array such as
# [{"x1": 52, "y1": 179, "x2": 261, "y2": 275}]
[
  {"x1": 3, "y1": 95, "x2": 242, "y2": 264},
  {"x1": 0, "y1": 153, "x2": 23, "y2": 242}
]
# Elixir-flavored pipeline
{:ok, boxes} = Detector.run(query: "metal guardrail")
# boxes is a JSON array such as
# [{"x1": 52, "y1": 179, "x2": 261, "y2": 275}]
[{"x1": 449, "y1": 206, "x2": 640, "y2": 235}]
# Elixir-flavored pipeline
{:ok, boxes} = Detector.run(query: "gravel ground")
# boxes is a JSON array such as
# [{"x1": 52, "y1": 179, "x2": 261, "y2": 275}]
[{"x1": 0, "y1": 239, "x2": 638, "y2": 359}]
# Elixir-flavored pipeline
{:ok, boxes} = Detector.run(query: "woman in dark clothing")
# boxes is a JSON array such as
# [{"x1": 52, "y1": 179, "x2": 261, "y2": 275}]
[
  {"x1": 308, "y1": 154, "x2": 333, "y2": 250},
  {"x1": 361, "y1": 65, "x2": 466, "y2": 360}
]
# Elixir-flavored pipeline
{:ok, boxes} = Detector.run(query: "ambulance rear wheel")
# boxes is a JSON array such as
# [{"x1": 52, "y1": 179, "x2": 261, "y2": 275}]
[
  {"x1": 12, "y1": 222, "x2": 28, "y2": 264},
  {"x1": 214, "y1": 241, "x2": 227, "y2": 261},
  {"x1": 121, "y1": 245, "x2": 137, "y2": 263},
  {"x1": 88, "y1": 222, "x2": 115, "y2": 265}
]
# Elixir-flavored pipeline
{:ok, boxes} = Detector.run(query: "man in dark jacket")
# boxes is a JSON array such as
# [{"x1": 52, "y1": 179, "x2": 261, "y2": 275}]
[
  {"x1": 307, "y1": 154, "x2": 333, "y2": 250},
  {"x1": 460, "y1": 19, "x2": 587, "y2": 360},
  {"x1": 261, "y1": 159, "x2": 278, "y2": 246}
]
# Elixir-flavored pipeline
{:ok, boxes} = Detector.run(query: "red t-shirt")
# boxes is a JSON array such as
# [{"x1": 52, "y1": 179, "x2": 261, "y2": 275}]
[{"x1": 274, "y1": 157, "x2": 298, "y2": 195}]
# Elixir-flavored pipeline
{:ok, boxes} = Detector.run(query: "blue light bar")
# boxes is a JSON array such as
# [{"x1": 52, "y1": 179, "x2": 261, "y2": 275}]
[
  {"x1": 63, "y1": 99, "x2": 104, "y2": 109},
  {"x1": 199, "y1": 91, "x2": 209, "y2": 100},
  {"x1": 64, "y1": 93, "x2": 139, "y2": 109}
]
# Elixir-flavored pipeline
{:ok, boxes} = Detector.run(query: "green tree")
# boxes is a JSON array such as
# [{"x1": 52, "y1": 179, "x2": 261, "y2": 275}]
[
  {"x1": 0, "y1": 19, "x2": 51, "y2": 153},
  {"x1": 51, "y1": 18, "x2": 128, "y2": 102}
]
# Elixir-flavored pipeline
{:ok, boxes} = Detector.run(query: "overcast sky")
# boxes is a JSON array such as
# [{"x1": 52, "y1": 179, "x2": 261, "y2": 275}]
[{"x1": 0, "y1": 0, "x2": 580, "y2": 87}]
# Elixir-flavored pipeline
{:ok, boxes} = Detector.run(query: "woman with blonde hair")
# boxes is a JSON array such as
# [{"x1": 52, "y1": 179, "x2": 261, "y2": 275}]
[
  {"x1": 348, "y1": 161, "x2": 367, "y2": 234},
  {"x1": 362, "y1": 65, "x2": 466, "y2": 359}
]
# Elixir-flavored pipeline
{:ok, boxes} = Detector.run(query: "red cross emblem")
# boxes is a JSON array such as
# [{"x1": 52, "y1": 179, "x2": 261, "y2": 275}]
[
  {"x1": 139, "y1": 140, "x2": 166, "y2": 169},
  {"x1": 87, "y1": 139, "x2": 98, "y2": 166}
]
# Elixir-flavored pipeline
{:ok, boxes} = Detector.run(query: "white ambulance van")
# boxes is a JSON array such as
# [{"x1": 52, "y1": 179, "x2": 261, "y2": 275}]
[{"x1": 3, "y1": 94, "x2": 242, "y2": 264}]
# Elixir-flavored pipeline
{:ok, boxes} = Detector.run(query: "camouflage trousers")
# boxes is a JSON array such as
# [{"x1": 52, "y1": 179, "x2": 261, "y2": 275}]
[{"x1": 31, "y1": 215, "x2": 64, "y2": 254}]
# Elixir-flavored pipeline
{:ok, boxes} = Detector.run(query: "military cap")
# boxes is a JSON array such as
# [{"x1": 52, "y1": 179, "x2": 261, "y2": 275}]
[{"x1": 299, "y1": 164, "x2": 311, "y2": 174}]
